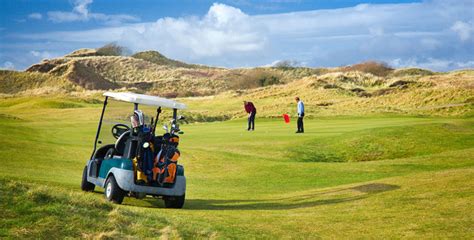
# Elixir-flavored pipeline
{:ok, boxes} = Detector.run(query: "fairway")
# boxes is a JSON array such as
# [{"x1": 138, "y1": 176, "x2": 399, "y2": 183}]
[{"x1": 1, "y1": 100, "x2": 473, "y2": 239}]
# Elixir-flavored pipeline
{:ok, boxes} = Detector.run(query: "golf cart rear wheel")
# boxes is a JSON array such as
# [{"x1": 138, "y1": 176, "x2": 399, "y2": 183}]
[
  {"x1": 81, "y1": 166, "x2": 95, "y2": 192},
  {"x1": 164, "y1": 194, "x2": 185, "y2": 208},
  {"x1": 104, "y1": 175, "x2": 125, "y2": 204}
]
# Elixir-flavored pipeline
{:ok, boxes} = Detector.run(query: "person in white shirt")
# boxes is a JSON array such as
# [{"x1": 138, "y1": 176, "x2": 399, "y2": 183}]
[{"x1": 295, "y1": 97, "x2": 304, "y2": 133}]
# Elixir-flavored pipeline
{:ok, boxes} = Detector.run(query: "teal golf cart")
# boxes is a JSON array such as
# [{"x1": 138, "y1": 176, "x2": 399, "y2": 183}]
[{"x1": 81, "y1": 92, "x2": 187, "y2": 208}]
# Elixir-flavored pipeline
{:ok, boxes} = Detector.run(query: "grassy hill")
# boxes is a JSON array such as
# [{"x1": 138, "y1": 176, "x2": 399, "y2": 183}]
[
  {"x1": 180, "y1": 70, "x2": 474, "y2": 118},
  {"x1": 0, "y1": 70, "x2": 79, "y2": 95},
  {"x1": 19, "y1": 50, "x2": 321, "y2": 97},
  {"x1": 132, "y1": 50, "x2": 197, "y2": 68},
  {"x1": 0, "y1": 49, "x2": 473, "y2": 117}
]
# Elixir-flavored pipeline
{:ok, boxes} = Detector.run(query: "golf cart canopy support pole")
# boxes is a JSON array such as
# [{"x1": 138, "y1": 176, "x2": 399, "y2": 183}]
[
  {"x1": 153, "y1": 107, "x2": 162, "y2": 135},
  {"x1": 90, "y1": 96, "x2": 108, "y2": 160}
]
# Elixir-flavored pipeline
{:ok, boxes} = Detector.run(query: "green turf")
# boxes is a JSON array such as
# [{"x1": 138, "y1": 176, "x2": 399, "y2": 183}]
[{"x1": 0, "y1": 97, "x2": 473, "y2": 239}]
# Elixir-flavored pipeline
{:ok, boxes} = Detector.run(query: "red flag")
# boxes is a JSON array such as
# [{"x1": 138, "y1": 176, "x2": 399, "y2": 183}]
[{"x1": 283, "y1": 114, "x2": 290, "y2": 123}]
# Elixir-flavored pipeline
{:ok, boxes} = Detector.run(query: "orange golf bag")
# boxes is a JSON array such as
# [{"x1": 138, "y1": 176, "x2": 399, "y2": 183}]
[{"x1": 152, "y1": 134, "x2": 180, "y2": 186}]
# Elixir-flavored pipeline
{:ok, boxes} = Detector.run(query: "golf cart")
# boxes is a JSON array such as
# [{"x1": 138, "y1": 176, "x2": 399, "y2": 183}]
[{"x1": 81, "y1": 92, "x2": 187, "y2": 208}]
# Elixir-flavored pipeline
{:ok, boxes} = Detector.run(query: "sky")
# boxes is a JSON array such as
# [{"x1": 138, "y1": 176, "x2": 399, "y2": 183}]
[{"x1": 0, "y1": 0, "x2": 473, "y2": 71}]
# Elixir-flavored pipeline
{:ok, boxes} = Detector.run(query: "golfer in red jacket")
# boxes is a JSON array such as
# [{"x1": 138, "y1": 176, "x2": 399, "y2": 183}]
[{"x1": 244, "y1": 101, "x2": 256, "y2": 131}]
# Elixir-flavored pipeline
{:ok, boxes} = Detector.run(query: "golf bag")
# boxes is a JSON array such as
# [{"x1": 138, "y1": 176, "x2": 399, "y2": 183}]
[
  {"x1": 153, "y1": 134, "x2": 180, "y2": 186},
  {"x1": 133, "y1": 127, "x2": 155, "y2": 184}
]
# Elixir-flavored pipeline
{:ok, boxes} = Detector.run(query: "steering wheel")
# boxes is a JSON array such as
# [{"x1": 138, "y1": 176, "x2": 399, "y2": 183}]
[{"x1": 111, "y1": 124, "x2": 130, "y2": 139}]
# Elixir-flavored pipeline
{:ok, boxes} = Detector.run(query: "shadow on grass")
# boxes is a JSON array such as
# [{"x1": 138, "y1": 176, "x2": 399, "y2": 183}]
[{"x1": 136, "y1": 183, "x2": 400, "y2": 210}]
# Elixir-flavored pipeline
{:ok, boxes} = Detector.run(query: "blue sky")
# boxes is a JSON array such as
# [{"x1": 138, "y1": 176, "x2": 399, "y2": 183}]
[{"x1": 0, "y1": 0, "x2": 473, "y2": 71}]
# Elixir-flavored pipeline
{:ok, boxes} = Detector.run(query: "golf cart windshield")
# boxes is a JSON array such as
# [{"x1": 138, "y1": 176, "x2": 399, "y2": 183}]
[{"x1": 97, "y1": 100, "x2": 156, "y2": 147}]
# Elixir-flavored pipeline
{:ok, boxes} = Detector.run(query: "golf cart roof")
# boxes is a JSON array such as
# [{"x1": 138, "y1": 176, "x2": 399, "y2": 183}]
[{"x1": 103, "y1": 92, "x2": 186, "y2": 110}]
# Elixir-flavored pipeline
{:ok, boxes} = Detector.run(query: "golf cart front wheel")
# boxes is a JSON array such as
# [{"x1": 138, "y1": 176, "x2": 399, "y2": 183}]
[
  {"x1": 104, "y1": 175, "x2": 125, "y2": 204},
  {"x1": 164, "y1": 194, "x2": 185, "y2": 209},
  {"x1": 81, "y1": 166, "x2": 95, "y2": 192}
]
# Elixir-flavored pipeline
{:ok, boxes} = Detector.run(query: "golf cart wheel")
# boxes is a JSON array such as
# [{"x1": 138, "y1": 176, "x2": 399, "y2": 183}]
[
  {"x1": 164, "y1": 194, "x2": 185, "y2": 209},
  {"x1": 104, "y1": 175, "x2": 125, "y2": 204},
  {"x1": 81, "y1": 166, "x2": 95, "y2": 192}
]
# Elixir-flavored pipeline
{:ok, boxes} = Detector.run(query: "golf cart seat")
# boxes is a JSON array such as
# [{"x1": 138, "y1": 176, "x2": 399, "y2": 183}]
[
  {"x1": 88, "y1": 131, "x2": 132, "y2": 178},
  {"x1": 89, "y1": 144, "x2": 115, "y2": 178},
  {"x1": 117, "y1": 131, "x2": 140, "y2": 160},
  {"x1": 89, "y1": 132, "x2": 130, "y2": 178},
  {"x1": 115, "y1": 130, "x2": 130, "y2": 156},
  {"x1": 92, "y1": 144, "x2": 115, "y2": 160},
  {"x1": 115, "y1": 130, "x2": 144, "y2": 160}
]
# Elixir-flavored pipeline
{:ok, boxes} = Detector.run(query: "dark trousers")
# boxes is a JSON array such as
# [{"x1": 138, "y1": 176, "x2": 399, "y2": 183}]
[
  {"x1": 297, "y1": 115, "x2": 304, "y2": 132},
  {"x1": 248, "y1": 112, "x2": 256, "y2": 130}
]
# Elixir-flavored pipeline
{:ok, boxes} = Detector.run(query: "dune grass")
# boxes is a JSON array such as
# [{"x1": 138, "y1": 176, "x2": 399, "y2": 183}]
[
  {"x1": 0, "y1": 70, "x2": 75, "y2": 94},
  {"x1": 0, "y1": 97, "x2": 473, "y2": 239}
]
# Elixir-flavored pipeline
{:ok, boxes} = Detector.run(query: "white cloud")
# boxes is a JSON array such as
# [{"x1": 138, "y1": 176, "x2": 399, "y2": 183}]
[
  {"x1": 369, "y1": 26, "x2": 384, "y2": 37},
  {"x1": 390, "y1": 58, "x2": 474, "y2": 71},
  {"x1": 47, "y1": 0, "x2": 139, "y2": 25},
  {"x1": 119, "y1": 3, "x2": 267, "y2": 63},
  {"x1": 8, "y1": 0, "x2": 474, "y2": 71},
  {"x1": 14, "y1": 25, "x2": 146, "y2": 43},
  {"x1": 119, "y1": 0, "x2": 473, "y2": 69},
  {"x1": 1, "y1": 61, "x2": 15, "y2": 70},
  {"x1": 30, "y1": 50, "x2": 53, "y2": 59},
  {"x1": 420, "y1": 38, "x2": 441, "y2": 50},
  {"x1": 451, "y1": 21, "x2": 473, "y2": 41},
  {"x1": 28, "y1": 13, "x2": 42, "y2": 20}
]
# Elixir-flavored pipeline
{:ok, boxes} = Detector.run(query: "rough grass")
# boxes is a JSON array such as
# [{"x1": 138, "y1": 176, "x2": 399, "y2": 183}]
[
  {"x1": 0, "y1": 179, "x2": 216, "y2": 239},
  {"x1": 179, "y1": 70, "x2": 474, "y2": 118},
  {"x1": 132, "y1": 50, "x2": 196, "y2": 68},
  {"x1": 64, "y1": 48, "x2": 99, "y2": 58},
  {"x1": 389, "y1": 67, "x2": 434, "y2": 77},
  {"x1": 340, "y1": 61, "x2": 394, "y2": 77},
  {"x1": 0, "y1": 70, "x2": 74, "y2": 94}
]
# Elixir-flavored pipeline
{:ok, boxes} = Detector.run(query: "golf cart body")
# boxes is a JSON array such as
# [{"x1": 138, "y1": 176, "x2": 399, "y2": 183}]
[
  {"x1": 85, "y1": 158, "x2": 186, "y2": 196},
  {"x1": 81, "y1": 92, "x2": 187, "y2": 207}
]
